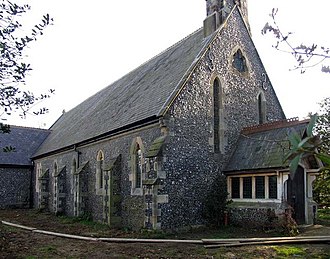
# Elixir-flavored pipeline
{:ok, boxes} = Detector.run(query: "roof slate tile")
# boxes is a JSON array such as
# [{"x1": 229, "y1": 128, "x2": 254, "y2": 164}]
[{"x1": 35, "y1": 28, "x2": 209, "y2": 156}]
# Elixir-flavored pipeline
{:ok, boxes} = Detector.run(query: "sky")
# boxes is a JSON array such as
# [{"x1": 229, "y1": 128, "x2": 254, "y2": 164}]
[{"x1": 4, "y1": 0, "x2": 330, "y2": 128}]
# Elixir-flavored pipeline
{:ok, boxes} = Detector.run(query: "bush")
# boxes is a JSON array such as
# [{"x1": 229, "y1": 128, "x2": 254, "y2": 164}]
[{"x1": 203, "y1": 175, "x2": 229, "y2": 226}]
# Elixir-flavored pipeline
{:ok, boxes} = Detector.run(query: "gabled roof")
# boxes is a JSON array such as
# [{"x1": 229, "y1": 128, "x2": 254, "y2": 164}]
[
  {"x1": 224, "y1": 119, "x2": 309, "y2": 173},
  {"x1": 0, "y1": 126, "x2": 50, "y2": 166},
  {"x1": 34, "y1": 5, "x2": 260, "y2": 158},
  {"x1": 35, "y1": 28, "x2": 212, "y2": 157}
]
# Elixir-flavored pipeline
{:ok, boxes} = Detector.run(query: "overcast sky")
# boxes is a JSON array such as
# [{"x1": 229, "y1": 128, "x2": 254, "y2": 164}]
[{"x1": 5, "y1": 0, "x2": 330, "y2": 128}]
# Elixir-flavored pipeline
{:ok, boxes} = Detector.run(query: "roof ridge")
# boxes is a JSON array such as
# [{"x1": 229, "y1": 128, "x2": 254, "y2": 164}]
[
  {"x1": 136, "y1": 27, "x2": 204, "y2": 70},
  {"x1": 100, "y1": 27, "x2": 204, "y2": 91},
  {"x1": 242, "y1": 117, "x2": 309, "y2": 135}
]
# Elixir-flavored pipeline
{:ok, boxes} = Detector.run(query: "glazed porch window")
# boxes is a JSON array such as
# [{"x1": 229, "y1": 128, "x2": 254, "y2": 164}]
[
  {"x1": 269, "y1": 175, "x2": 277, "y2": 199},
  {"x1": 243, "y1": 177, "x2": 252, "y2": 198},
  {"x1": 255, "y1": 176, "x2": 265, "y2": 199},
  {"x1": 230, "y1": 175, "x2": 278, "y2": 200},
  {"x1": 231, "y1": 177, "x2": 240, "y2": 198}
]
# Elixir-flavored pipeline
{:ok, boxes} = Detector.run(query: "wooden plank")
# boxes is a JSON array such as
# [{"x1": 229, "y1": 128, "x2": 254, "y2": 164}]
[
  {"x1": 32, "y1": 230, "x2": 99, "y2": 241},
  {"x1": 99, "y1": 238, "x2": 203, "y2": 244},
  {"x1": 202, "y1": 235, "x2": 330, "y2": 244},
  {"x1": 205, "y1": 237, "x2": 330, "y2": 248},
  {"x1": 1, "y1": 221, "x2": 37, "y2": 231}
]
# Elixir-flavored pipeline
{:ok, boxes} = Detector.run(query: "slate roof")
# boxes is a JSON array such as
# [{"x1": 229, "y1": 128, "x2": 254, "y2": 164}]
[
  {"x1": 35, "y1": 28, "x2": 211, "y2": 157},
  {"x1": 0, "y1": 126, "x2": 50, "y2": 166},
  {"x1": 224, "y1": 119, "x2": 309, "y2": 173}
]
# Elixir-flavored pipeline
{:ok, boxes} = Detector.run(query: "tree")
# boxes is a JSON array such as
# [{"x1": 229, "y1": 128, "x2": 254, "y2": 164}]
[
  {"x1": 0, "y1": 0, "x2": 54, "y2": 132},
  {"x1": 313, "y1": 98, "x2": 330, "y2": 205},
  {"x1": 262, "y1": 8, "x2": 330, "y2": 174},
  {"x1": 262, "y1": 8, "x2": 330, "y2": 74}
]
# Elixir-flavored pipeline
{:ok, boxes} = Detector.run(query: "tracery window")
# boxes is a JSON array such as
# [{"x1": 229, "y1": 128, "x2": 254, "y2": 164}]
[{"x1": 232, "y1": 49, "x2": 247, "y2": 73}]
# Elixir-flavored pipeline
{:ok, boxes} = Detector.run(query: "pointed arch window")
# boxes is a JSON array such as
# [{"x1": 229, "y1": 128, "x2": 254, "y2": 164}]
[
  {"x1": 53, "y1": 162, "x2": 58, "y2": 212},
  {"x1": 213, "y1": 78, "x2": 224, "y2": 153},
  {"x1": 71, "y1": 158, "x2": 77, "y2": 194},
  {"x1": 54, "y1": 162, "x2": 58, "y2": 177},
  {"x1": 232, "y1": 49, "x2": 247, "y2": 73},
  {"x1": 135, "y1": 143, "x2": 142, "y2": 188},
  {"x1": 130, "y1": 137, "x2": 144, "y2": 194},
  {"x1": 213, "y1": 78, "x2": 220, "y2": 153},
  {"x1": 258, "y1": 92, "x2": 266, "y2": 124},
  {"x1": 96, "y1": 150, "x2": 104, "y2": 193}
]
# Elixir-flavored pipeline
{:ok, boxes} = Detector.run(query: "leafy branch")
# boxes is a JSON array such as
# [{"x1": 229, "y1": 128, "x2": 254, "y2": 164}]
[
  {"x1": 261, "y1": 8, "x2": 330, "y2": 74},
  {"x1": 0, "y1": 0, "x2": 54, "y2": 121}
]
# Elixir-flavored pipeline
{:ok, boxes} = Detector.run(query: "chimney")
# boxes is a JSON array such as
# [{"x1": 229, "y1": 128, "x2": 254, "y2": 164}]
[{"x1": 203, "y1": 0, "x2": 229, "y2": 37}]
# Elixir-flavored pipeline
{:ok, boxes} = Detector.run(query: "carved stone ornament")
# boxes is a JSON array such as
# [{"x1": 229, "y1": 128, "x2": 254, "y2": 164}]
[
  {"x1": 262, "y1": 73, "x2": 268, "y2": 90},
  {"x1": 206, "y1": 49, "x2": 215, "y2": 72}
]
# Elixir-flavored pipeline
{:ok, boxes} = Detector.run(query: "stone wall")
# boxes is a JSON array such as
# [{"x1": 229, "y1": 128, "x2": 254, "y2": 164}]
[
  {"x1": 160, "y1": 5, "x2": 285, "y2": 230},
  {"x1": 33, "y1": 125, "x2": 161, "y2": 230},
  {"x1": 228, "y1": 202, "x2": 287, "y2": 228},
  {"x1": 0, "y1": 167, "x2": 32, "y2": 208}
]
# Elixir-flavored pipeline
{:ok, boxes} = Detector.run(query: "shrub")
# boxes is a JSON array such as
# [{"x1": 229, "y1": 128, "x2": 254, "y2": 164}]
[{"x1": 203, "y1": 175, "x2": 229, "y2": 226}]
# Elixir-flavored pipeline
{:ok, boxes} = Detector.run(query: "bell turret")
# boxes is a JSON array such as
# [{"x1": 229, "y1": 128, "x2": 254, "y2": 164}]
[
  {"x1": 203, "y1": 0, "x2": 229, "y2": 37},
  {"x1": 203, "y1": 0, "x2": 250, "y2": 37},
  {"x1": 235, "y1": 0, "x2": 250, "y2": 31}
]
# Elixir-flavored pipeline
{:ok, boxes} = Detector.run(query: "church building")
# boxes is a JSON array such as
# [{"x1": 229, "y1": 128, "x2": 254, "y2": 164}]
[{"x1": 1, "y1": 0, "x2": 319, "y2": 230}]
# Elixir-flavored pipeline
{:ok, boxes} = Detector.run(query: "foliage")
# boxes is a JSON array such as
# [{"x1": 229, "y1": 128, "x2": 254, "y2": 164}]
[
  {"x1": 272, "y1": 246, "x2": 306, "y2": 257},
  {"x1": 313, "y1": 170, "x2": 330, "y2": 205},
  {"x1": 0, "y1": 0, "x2": 54, "y2": 122},
  {"x1": 285, "y1": 98, "x2": 330, "y2": 205},
  {"x1": 0, "y1": 0, "x2": 53, "y2": 151},
  {"x1": 315, "y1": 97, "x2": 330, "y2": 153},
  {"x1": 262, "y1": 8, "x2": 330, "y2": 74},
  {"x1": 285, "y1": 114, "x2": 330, "y2": 178},
  {"x1": 318, "y1": 207, "x2": 330, "y2": 221},
  {"x1": 312, "y1": 98, "x2": 330, "y2": 205},
  {"x1": 203, "y1": 175, "x2": 229, "y2": 226}
]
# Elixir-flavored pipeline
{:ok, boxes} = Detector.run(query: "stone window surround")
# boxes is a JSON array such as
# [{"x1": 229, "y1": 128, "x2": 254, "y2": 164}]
[
  {"x1": 35, "y1": 162, "x2": 42, "y2": 193},
  {"x1": 209, "y1": 74, "x2": 225, "y2": 154},
  {"x1": 129, "y1": 137, "x2": 145, "y2": 196},
  {"x1": 230, "y1": 46, "x2": 251, "y2": 76},
  {"x1": 257, "y1": 91, "x2": 266, "y2": 124},
  {"x1": 53, "y1": 161, "x2": 58, "y2": 212},
  {"x1": 96, "y1": 150, "x2": 105, "y2": 195},
  {"x1": 227, "y1": 173, "x2": 280, "y2": 202},
  {"x1": 229, "y1": 46, "x2": 251, "y2": 73},
  {"x1": 70, "y1": 158, "x2": 77, "y2": 195}
]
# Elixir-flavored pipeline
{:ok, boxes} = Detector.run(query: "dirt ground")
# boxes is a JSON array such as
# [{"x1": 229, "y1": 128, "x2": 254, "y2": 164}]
[{"x1": 0, "y1": 209, "x2": 329, "y2": 258}]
